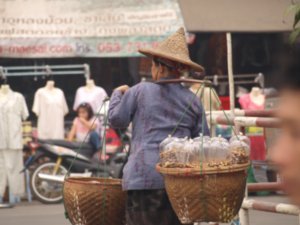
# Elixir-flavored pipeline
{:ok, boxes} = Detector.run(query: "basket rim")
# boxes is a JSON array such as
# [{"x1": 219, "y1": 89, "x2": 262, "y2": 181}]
[
  {"x1": 156, "y1": 162, "x2": 250, "y2": 176},
  {"x1": 64, "y1": 177, "x2": 122, "y2": 186}
]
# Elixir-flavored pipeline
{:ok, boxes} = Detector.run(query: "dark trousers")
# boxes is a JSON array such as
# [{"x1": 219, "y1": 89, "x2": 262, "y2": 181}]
[
  {"x1": 89, "y1": 131, "x2": 101, "y2": 152},
  {"x1": 126, "y1": 189, "x2": 191, "y2": 225}
]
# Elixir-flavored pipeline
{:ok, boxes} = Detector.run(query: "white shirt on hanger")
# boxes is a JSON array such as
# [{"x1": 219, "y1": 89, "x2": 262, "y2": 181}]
[
  {"x1": 0, "y1": 90, "x2": 29, "y2": 150},
  {"x1": 73, "y1": 86, "x2": 107, "y2": 113},
  {"x1": 33, "y1": 87, "x2": 69, "y2": 139}
]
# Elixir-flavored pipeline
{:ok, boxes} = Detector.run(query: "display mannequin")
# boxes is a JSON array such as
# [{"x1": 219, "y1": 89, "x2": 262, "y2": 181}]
[
  {"x1": 239, "y1": 87, "x2": 265, "y2": 110},
  {"x1": 33, "y1": 81, "x2": 69, "y2": 139},
  {"x1": 73, "y1": 79, "x2": 107, "y2": 113},
  {"x1": 45, "y1": 80, "x2": 55, "y2": 90},
  {"x1": 85, "y1": 79, "x2": 96, "y2": 91},
  {"x1": 0, "y1": 86, "x2": 28, "y2": 204},
  {"x1": 0, "y1": 84, "x2": 11, "y2": 95},
  {"x1": 249, "y1": 87, "x2": 265, "y2": 106},
  {"x1": 239, "y1": 88, "x2": 266, "y2": 161}
]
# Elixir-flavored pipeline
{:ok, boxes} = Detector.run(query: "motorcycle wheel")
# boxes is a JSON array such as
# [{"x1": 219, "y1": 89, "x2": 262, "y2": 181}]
[{"x1": 31, "y1": 161, "x2": 67, "y2": 204}]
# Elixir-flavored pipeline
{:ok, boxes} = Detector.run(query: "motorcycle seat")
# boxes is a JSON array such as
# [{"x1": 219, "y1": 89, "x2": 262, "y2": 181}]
[
  {"x1": 64, "y1": 158, "x2": 111, "y2": 175},
  {"x1": 38, "y1": 139, "x2": 95, "y2": 158}
]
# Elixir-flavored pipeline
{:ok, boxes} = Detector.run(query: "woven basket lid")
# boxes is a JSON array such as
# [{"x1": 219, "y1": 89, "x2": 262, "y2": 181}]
[{"x1": 139, "y1": 27, "x2": 204, "y2": 72}]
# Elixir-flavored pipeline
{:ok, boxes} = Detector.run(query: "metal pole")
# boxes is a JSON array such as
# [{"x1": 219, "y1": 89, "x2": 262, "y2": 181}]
[
  {"x1": 208, "y1": 109, "x2": 276, "y2": 118},
  {"x1": 205, "y1": 73, "x2": 262, "y2": 79},
  {"x1": 247, "y1": 182, "x2": 282, "y2": 192},
  {"x1": 239, "y1": 208, "x2": 250, "y2": 225},
  {"x1": 226, "y1": 32, "x2": 235, "y2": 114},
  {"x1": 242, "y1": 199, "x2": 300, "y2": 215},
  {"x1": 4, "y1": 64, "x2": 87, "y2": 70},
  {"x1": 0, "y1": 64, "x2": 90, "y2": 79},
  {"x1": 209, "y1": 115, "x2": 281, "y2": 128}
]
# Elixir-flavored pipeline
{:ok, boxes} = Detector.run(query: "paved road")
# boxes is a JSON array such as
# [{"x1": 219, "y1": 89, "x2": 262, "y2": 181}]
[{"x1": 0, "y1": 195, "x2": 298, "y2": 225}]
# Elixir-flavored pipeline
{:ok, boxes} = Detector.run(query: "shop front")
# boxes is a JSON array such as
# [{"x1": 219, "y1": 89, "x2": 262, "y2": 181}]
[
  {"x1": 0, "y1": 0, "x2": 184, "y2": 204},
  {"x1": 0, "y1": 0, "x2": 184, "y2": 119}
]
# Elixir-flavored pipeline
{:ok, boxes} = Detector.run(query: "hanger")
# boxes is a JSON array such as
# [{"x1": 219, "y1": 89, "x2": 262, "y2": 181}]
[
  {"x1": 83, "y1": 64, "x2": 90, "y2": 80},
  {"x1": 45, "y1": 65, "x2": 54, "y2": 81},
  {"x1": 0, "y1": 66, "x2": 7, "y2": 85}
]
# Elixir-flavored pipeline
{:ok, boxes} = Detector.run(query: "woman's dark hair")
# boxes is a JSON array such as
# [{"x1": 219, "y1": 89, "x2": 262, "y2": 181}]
[
  {"x1": 153, "y1": 57, "x2": 174, "y2": 71},
  {"x1": 77, "y1": 102, "x2": 94, "y2": 120}
]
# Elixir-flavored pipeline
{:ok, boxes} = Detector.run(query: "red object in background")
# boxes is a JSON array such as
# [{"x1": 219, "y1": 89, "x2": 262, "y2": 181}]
[
  {"x1": 105, "y1": 128, "x2": 121, "y2": 146},
  {"x1": 249, "y1": 136, "x2": 266, "y2": 161},
  {"x1": 219, "y1": 96, "x2": 230, "y2": 110}
]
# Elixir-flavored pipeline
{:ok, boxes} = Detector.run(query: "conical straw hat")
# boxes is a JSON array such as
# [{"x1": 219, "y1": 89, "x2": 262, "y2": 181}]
[{"x1": 139, "y1": 27, "x2": 204, "y2": 72}]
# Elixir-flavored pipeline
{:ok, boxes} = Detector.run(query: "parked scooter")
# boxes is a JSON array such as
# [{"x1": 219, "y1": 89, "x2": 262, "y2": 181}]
[{"x1": 23, "y1": 129, "x2": 129, "y2": 204}]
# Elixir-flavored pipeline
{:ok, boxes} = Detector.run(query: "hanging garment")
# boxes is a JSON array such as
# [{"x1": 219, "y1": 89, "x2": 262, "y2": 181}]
[
  {"x1": 33, "y1": 87, "x2": 69, "y2": 139},
  {"x1": 73, "y1": 86, "x2": 107, "y2": 113},
  {"x1": 239, "y1": 93, "x2": 264, "y2": 112},
  {"x1": 0, "y1": 90, "x2": 29, "y2": 198},
  {"x1": 0, "y1": 90, "x2": 29, "y2": 149},
  {"x1": 0, "y1": 150, "x2": 25, "y2": 197},
  {"x1": 239, "y1": 93, "x2": 266, "y2": 160}
]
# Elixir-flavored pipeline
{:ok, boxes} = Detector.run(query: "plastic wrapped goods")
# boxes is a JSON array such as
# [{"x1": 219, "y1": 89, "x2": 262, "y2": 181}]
[
  {"x1": 159, "y1": 135, "x2": 178, "y2": 152},
  {"x1": 229, "y1": 133, "x2": 250, "y2": 146},
  {"x1": 192, "y1": 137, "x2": 210, "y2": 165},
  {"x1": 211, "y1": 135, "x2": 228, "y2": 145},
  {"x1": 159, "y1": 133, "x2": 250, "y2": 169},
  {"x1": 193, "y1": 135, "x2": 210, "y2": 143},
  {"x1": 174, "y1": 138, "x2": 191, "y2": 166},
  {"x1": 229, "y1": 140, "x2": 250, "y2": 164},
  {"x1": 159, "y1": 137, "x2": 190, "y2": 168},
  {"x1": 208, "y1": 136, "x2": 230, "y2": 163},
  {"x1": 183, "y1": 139, "x2": 205, "y2": 166}
]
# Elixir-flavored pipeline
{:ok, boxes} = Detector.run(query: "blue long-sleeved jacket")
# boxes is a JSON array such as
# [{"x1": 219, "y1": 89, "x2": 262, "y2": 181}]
[{"x1": 108, "y1": 81, "x2": 209, "y2": 190}]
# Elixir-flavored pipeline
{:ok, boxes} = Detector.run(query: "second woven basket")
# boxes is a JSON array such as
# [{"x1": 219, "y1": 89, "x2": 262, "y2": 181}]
[
  {"x1": 63, "y1": 177, "x2": 126, "y2": 225},
  {"x1": 157, "y1": 163, "x2": 249, "y2": 223}
]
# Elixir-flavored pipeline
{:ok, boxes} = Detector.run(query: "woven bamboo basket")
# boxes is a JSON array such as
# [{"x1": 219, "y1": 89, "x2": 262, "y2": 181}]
[
  {"x1": 157, "y1": 163, "x2": 249, "y2": 223},
  {"x1": 63, "y1": 177, "x2": 126, "y2": 225}
]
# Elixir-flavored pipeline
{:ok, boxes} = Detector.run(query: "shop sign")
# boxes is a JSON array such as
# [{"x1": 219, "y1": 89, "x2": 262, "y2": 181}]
[{"x1": 0, "y1": 0, "x2": 184, "y2": 58}]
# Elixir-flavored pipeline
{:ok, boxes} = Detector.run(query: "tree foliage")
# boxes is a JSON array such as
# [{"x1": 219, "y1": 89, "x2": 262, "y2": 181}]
[{"x1": 289, "y1": 2, "x2": 300, "y2": 43}]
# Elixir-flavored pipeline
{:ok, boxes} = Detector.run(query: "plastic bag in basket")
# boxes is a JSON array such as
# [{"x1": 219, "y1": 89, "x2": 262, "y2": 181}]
[
  {"x1": 209, "y1": 136, "x2": 230, "y2": 164},
  {"x1": 229, "y1": 140, "x2": 250, "y2": 164}
]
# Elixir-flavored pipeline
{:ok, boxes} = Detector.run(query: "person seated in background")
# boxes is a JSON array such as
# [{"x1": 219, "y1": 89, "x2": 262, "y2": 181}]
[
  {"x1": 271, "y1": 52, "x2": 300, "y2": 206},
  {"x1": 68, "y1": 102, "x2": 101, "y2": 152}
]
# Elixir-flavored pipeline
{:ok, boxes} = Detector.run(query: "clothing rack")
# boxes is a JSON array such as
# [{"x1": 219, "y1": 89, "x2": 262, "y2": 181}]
[
  {"x1": 204, "y1": 73, "x2": 264, "y2": 89},
  {"x1": 0, "y1": 64, "x2": 91, "y2": 80}
]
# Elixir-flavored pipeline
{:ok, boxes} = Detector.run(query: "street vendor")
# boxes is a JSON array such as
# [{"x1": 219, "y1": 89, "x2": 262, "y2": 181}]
[{"x1": 108, "y1": 27, "x2": 210, "y2": 225}]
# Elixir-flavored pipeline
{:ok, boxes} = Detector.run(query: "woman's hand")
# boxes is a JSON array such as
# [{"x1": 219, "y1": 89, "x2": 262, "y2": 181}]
[
  {"x1": 79, "y1": 117, "x2": 87, "y2": 124},
  {"x1": 115, "y1": 85, "x2": 129, "y2": 94},
  {"x1": 79, "y1": 117, "x2": 97, "y2": 130}
]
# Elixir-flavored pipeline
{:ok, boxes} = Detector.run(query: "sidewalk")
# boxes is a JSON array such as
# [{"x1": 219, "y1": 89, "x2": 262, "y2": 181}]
[{"x1": 0, "y1": 195, "x2": 298, "y2": 225}]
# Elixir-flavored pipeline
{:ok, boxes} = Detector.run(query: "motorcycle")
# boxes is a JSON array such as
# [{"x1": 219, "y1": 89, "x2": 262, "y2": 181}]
[{"x1": 23, "y1": 128, "x2": 129, "y2": 204}]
